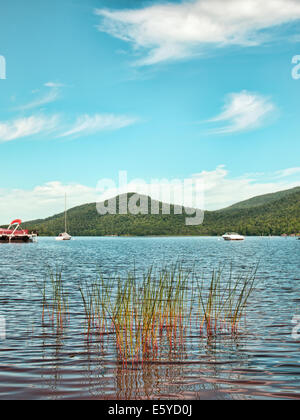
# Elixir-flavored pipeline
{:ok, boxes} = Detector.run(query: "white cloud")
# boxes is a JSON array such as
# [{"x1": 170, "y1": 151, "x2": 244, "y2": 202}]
[
  {"x1": 189, "y1": 166, "x2": 300, "y2": 209},
  {"x1": 0, "y1": 115, "x2": 59, "y2": 143},
  {"x1": 95, "y1": 0, "x2": 300, "y2": 65},
  {"x1": 5, "y1": 84, "x2": 137, "y2": 142},
  {"x1": 275, "y1": 167, "x2": 300, "y2": 178},
  {"x1": 60, "y1": 114, "x2": 138, "y2": 138},
  {"x1": 0, "y1": 182, "x2": 98, "y2": 225},
  {"x1": 206, "y1": 91, "x2": 275, "y2": 133},
  {"x1": 44, "y1": 82, "x2": 65, "y2": 88},
  {"x1": 0, "y1": 113, "x2": 137, "y2": 144}
]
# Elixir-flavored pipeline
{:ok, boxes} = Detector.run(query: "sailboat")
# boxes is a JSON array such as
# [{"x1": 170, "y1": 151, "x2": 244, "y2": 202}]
[{"x1": 55, "y1": 194, "x2": 72, "y2": 241}]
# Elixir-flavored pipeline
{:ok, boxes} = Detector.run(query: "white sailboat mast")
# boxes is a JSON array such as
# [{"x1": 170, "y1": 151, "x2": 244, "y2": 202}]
[{"x1": 65, "y1": 193, "x2": 67, "y2": 233}]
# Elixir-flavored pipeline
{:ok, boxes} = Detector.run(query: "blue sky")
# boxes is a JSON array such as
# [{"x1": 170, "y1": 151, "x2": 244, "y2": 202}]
[{"x1": 0, "y1": 0, "x2": 300, "y2": 223}]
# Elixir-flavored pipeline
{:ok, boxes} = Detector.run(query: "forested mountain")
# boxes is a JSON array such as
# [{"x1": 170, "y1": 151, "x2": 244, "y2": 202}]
[{"x1": 19, "y1": 187, "x2": 300, "y2": 236}]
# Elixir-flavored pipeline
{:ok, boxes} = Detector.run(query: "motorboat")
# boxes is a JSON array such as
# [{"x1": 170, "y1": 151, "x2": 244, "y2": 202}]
[{"x1": 222, "y1": 232, "x2": 245, "y2": 241}]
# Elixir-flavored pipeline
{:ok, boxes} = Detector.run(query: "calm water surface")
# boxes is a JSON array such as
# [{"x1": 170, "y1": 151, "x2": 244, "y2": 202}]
[{"x1": 0, "y1": 237, "x2": 300, "y2": 400}]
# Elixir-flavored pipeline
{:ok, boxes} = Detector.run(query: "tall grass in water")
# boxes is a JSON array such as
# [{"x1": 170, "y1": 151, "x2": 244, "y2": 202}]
[
  {"x1": 37, "y1": 268, "x2": 69, "y2": 332},
  {"x1": 38, "y1": 264, "x2": 258, "y2": 365},
  {"x1": 198, "y1": 266, "x2": 258, "y2": 336},
  {"x1": 78, "y1": 264, "x2": 258, "y2": 365},
  {"x1": 109, "y1": 266, "x2": 190, "y2": 364},
  {"x1": 78, "y1": 265, "x2": 190, "y2": 363},
  {"x1": 79, "y1": 273, "x2": 114, "y2": 337}
]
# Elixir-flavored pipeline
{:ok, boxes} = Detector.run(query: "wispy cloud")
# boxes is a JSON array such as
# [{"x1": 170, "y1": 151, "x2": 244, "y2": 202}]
[
  {"x1": 0, "y1": 112, "x2": 138, "y2": 144},
  {"x1": 275, "y1": 167, "x2": 300, "y2": 178},
  {"x1": 0, "y1": 115, "x2": 59, "y2": 143},
  {"x1": 60, "y1": 114, "x2": 138, "y2": 138},
  {"x1": 15, "y1": 85, "x2": 60, "y2": 111},
  {"x1": 206, "y1": 91, "x2": 275, "y2": 134},
  {"x1": 95, "y1": 0, "x2": 300, "y2": 65}
]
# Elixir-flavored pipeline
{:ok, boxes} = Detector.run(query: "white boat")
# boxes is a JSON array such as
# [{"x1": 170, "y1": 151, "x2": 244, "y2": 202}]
[
  {"x1": 55, "y1": 194, "x2": 72, "y2": 241},
  {"x1": 56, "y1": 232, "x2": 72, "y2": 241},
  {"x1": 222, "y1": 232, "x2": 245, "y2": 241}
]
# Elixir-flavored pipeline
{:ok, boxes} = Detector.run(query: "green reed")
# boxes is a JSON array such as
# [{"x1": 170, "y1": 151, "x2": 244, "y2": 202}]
[
  {"x1": 39, "y1": 263, "x2": 258, "y2": 365},
  {"x1": 79, "y1": 273, "x2": 114, "y2": 336},
  {"x1": 198, "y1": 265, "x2": 258, "y2": 335},
  {"x1": 37, "y1": 268, "x2": 69, "y2": 332}
]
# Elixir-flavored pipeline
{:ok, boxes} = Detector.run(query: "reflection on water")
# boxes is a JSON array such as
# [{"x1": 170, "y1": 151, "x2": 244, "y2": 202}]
[{"x1": 0, "y1": 237, "x2": 300, "y2": 399}]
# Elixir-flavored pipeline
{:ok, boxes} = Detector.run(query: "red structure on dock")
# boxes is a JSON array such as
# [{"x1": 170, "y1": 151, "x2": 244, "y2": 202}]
[{"x1": 0, "y1": 220, "x2": 37, "y2": 243}]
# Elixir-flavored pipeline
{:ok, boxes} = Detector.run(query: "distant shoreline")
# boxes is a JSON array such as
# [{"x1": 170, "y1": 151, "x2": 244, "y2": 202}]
[{"x1": 31, "y1": 234, "x2": 299, "y2": 238}]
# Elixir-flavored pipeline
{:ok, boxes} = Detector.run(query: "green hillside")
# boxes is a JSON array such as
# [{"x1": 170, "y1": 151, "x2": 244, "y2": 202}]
[
  {"x1": 204, "y1": 188, "x2": 300, "y2": 235},
  {"x1": 20, "y1": 187, "x2": 300, "y2": 237}
]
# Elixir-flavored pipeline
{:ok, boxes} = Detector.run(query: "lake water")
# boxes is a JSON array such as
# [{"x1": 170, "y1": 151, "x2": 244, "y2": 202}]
[{"x1": 0, "y1": 237, "x2": 300, "y2": 400}]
